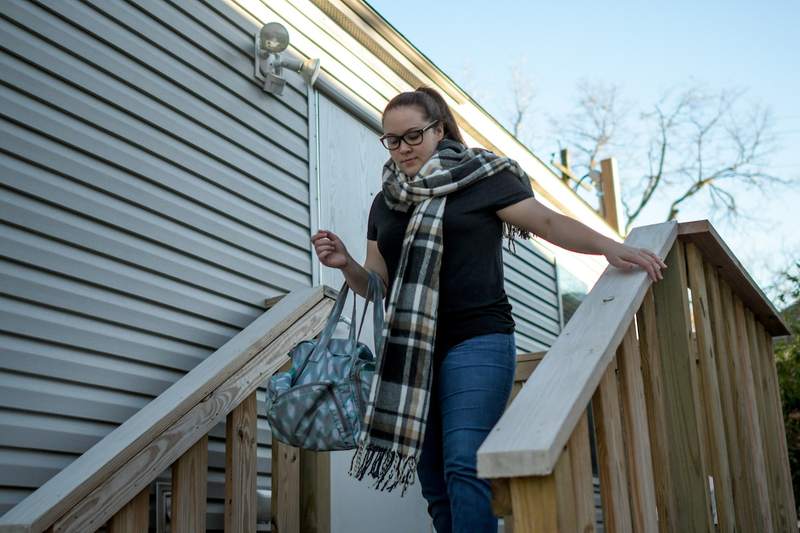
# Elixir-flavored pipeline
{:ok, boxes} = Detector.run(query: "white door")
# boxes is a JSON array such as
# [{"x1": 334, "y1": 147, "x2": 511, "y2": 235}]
[{"x1": 313, "y1": 91, "x2": 433, "y2": 533}]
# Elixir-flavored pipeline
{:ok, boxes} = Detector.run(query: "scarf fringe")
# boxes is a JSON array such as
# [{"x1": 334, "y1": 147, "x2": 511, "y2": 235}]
[
  {"x1": 503, "y1": 223, "x2": 531, "y2": 254},
  {"x1": 348, "y1": 441, "x2": 418, "y2": 497}
]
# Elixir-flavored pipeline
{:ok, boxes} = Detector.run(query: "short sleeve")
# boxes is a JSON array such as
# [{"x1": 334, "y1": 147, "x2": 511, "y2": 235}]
[
  {"x1": 486, "y1": 169, "x2": 535, "y2": 211},
  {"x1": 367, "y1": 193, "x2": 381, "y2": 240}
]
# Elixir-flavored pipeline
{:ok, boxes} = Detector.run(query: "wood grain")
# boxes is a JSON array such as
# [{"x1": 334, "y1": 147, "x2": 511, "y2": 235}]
[
  {"x1": 685, "y1": 242, "x2": 736, "y2": 532},
  {"x1": 592, "y1": 358, "x2": 632, "y2": 532},
  {"x1": 271, "y1": 439, "x2": 300, "y2": 533},
  {"x1": 225, "y1": 393, "x2": 258, "y2": 533},
  {"x1": 636, "y1": 289, "x2": 677, "y2": 533},
  {"x1": 651, "y1": 242, "x2": 712, "y2": 531},
  {"x1": 171, "y1": 435, "x2": 208, "y2": 533},
  {"x1": 107, "y1": 488, "x2": 148, "y2": 533},
  {"x1": 616, "y1": 323, "x2": 658, "y2": 532},
  {"x1": 730, "y1": 289, "x2": 773, "y2": 531},
  {"x1": 703, "y1": 262, "x2": 749, "y2": 531}
]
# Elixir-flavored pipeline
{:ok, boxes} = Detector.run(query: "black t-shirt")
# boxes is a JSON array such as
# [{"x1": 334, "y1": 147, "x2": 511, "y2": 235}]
[{"x1": 367, "y1": 169, "x2": 534, "y2": 368}]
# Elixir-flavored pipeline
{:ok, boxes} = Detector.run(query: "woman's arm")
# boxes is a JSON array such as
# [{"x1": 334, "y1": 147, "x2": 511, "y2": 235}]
[{"x1": 497, "y1": 197, "x2": 667, "y2": 282}]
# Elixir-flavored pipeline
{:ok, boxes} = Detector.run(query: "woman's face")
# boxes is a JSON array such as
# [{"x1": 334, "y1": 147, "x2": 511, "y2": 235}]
[{"x1": 382, "y1": 106, "x2": 444, "y2": 177}]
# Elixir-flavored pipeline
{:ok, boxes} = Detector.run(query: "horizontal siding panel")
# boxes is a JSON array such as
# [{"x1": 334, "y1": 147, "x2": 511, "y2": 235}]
[
  {"x1": 1, "y1": 262, "x2": 236, "y2": 348},
  {"x1": 0, "y1": 59, "x2": 309, "y2": 218},
  {"x1": 0, "y1": 118, "x2": 308, "y2": 261},
  {"x1": 6, "y1": 0, "x2": 308, "y2": 152},
  {"x1": 0, "y1": 448, "x2": 73, "y2": 489},
  {"x1": 0, "y1": 156, "x2": 309, "y2": 288},
  {"x1": 0, "y1": 409, "x2": 114, "y2": 455},
  {"x1": 1, "y1": 297, "x2": 210, "y2": 372},
  {"x1": 1, "y1": 229, "x2": 260, "y2": 329},
  {"x1": 503, "y1": 239, "x2": 561, "y2": 354},
  {"x1": 0, "y1": 333, "x2": 182, "y2": 397},
  {"x1": 0, "y1": 195, "x2": 297, "y2": 303},
  {"x1": 0, "y1": 371, "x2": 150, "y2": 425}
]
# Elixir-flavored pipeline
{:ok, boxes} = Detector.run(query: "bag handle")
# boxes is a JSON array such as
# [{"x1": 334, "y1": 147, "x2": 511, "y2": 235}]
[{"x1": 291, "y1": 273, "x2": 385, "y2": 385}]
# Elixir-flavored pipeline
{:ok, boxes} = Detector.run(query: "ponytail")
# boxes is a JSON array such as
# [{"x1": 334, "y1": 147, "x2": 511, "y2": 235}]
[{"x1": 383, "y1": 86, "x2": 466, "y2": 145}]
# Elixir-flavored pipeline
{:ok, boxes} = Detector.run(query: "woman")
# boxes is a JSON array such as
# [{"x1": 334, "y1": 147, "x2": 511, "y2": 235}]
[{"x1": 311, "y1": 87, "x2": 666, "y2": 533}]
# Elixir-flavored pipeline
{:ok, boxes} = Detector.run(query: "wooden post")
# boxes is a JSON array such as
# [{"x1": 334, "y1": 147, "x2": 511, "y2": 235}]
[
  {"x1": 271, "y1": 439, "x2": 300, "y2": 533},
  {"x1": 300, "y1": 450, "x2": 330, "y2": 533},
  {"x1": 616, "y1": 323, "x2": 658, "y2": 532},
  {"x1": 560, "y1": 148, "x2": 572, "y2": 185},
  {"x1": 509, "y1": 447, "x2": 574, "y2": 533},
  {"x1": 225, "y1": 392, "x2": 258, "y2": 533},
  {"x1": 171, "y1": 435, "x2": 207, "y2": 533},
  {"x1": 569, "y1": 412, "x2": 596, "y2": 532},
  {"x1": 636, "y1": 289, "x2": 677, "y2": 533},
  {"x1": 591, "y1": 357, "x2": 632, "y2": 532},
  {"x1": 108, "y1": 487, "x2": 149, "y2": 533},
  {"x1": 685, "y1": 243, "x2": 736, "y2": 532},
  {"x1": 599, "y1": 157, "x2": 623, "y2": 235},
  {"x1": 651, "y1": 242, "x2": 713, "y2": 531}
]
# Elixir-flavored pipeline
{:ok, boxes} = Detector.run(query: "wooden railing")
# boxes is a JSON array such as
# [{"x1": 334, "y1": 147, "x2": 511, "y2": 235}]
[
  {"x1": 478, "y1": 220, "x2": 797, "y2": 532},
  {"x1": 0, "y1": 286, "x2": 336, "y2": 533}
]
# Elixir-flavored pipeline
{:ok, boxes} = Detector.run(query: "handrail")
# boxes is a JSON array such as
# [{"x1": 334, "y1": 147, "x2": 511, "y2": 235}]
[
  {"x1": 478, "y1": 218, "x2": 790, "y2": 481},
  {"x1": 0, "y1": 285, "x2": 336, "y2": 533},
  {"x1": 477, "y1": 221, "x2": 678, "y2": 479}
]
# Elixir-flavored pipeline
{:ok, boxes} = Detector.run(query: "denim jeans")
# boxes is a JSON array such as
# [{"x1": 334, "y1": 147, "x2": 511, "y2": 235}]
[{"x1": 418, "y1": 332, "x2": 516, "y2": 533}]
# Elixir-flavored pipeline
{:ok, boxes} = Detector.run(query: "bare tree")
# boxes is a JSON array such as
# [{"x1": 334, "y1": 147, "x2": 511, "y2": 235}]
[
  {"x1": 547, "y1": 82, "x2": 786, "y2": 233},
  {"x1": 551, "y1": 80, "x2": 629, "y2": 179},
  {"x1": 508, "y1": 61, "x2": 536, "y2": 141}
]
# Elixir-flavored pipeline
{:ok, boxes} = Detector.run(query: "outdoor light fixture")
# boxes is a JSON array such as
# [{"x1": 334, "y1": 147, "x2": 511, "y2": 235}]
[{"x1": 254, "y1": 22, "x2": 320, "y2": 95}]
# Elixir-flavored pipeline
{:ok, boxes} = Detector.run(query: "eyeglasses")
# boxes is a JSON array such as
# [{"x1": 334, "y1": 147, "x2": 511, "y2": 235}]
[{"x1": 379, "y1": 120, "x2": 439, "y2": 150}]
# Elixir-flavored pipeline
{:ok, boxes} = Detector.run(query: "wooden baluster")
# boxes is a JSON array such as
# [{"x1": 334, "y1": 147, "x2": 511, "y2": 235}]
[
  {"x1": 726, "y1": 287, "x2": 772, "y2": 530},
  {"x1": 756, "y1": 321, "x2": 799, "y2": 531},
  {"x1": 108, "y1": 487, "x2": 149, "y2": 533},
  {"x1": 171, "y1": 435, "x2": 207, "y2": 532},
  {"x1": 569, "y1": 412, "x2": 596, "y2": 532},
  {"x1": 225, "y1": 392, "x2": 257, "y2": 533},
  {"x1": 746, "y1": 309, "x2": 791, "y2": 531},
  {"x1": 685, "y1": 242, "x2": 736, "y2": 531},
  {"x1": 591, "y1": 356, "x2": 632, "y2": 532},
  {"x1": 636, "y1": 289, "x2": 677, "y2": 532},
  {"x1": 703, "y1": 262, "x2": 750, "y2": 530},
  {"x1": 300, "y1": 449, "x2": 330, "y2": 533},
  {"x1": 271, "y1": 439, "x2": 300, "y2": 533},
  {"x1": 616, "y1": 322, "x2": 658, "y2": 532},
  {"x1": 650, "y1": 242, "x2": 713, "y2": 531}
]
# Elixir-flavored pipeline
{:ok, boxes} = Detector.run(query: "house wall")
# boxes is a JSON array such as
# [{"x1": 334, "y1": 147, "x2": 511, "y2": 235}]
[{"x1": 0, "y1": 0, "x2": 312, "y2": 527}]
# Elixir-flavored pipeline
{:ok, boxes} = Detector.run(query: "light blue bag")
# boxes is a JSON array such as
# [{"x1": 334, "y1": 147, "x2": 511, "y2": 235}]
[{"x1": 265, "y1": 272, "x2": 384, "y2": 451}]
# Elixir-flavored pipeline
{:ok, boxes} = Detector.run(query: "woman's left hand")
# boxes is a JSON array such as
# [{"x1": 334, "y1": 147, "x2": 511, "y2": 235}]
[{"x1": 604, "y1": 242, "x2": 668, "y2": 282}]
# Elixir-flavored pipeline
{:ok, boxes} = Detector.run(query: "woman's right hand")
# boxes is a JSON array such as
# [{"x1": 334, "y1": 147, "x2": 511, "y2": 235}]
[{"x1": 311, "y1": 230, "x2": 351, "y2": 269}]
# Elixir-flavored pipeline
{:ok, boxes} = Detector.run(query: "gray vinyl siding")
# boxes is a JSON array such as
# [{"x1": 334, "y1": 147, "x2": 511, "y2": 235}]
[
  {"x1": 0, "y1": 0, "x2": 311, "y2": 527},
  {"x1": 504, "y1": 240, "x2": 561, "y2": 353}
]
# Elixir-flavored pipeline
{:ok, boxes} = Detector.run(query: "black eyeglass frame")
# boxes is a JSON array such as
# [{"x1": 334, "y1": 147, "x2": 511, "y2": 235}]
[{"x1": 379, "y1": 120, "x2": 439, "y2": 150}]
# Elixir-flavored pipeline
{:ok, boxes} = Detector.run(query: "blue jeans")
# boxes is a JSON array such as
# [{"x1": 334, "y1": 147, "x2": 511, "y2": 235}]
[{"x1": 418, "y1": 332, "x2": 516, "y2": 533}]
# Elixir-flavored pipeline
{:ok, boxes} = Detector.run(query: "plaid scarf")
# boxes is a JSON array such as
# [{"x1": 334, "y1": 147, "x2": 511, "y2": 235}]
[{"x1": 348, "y1": 138, "x2": 533, "y2": 495}]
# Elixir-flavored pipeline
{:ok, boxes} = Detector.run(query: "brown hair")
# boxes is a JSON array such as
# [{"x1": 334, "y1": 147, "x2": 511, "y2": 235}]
[{"x1": 382, "y1": 86, "x2": 466, "y2": 145}]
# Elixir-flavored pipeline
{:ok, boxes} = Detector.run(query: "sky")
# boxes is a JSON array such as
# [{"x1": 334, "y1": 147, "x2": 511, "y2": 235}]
[{"x1": 366, "y1": 0, "x2": 800, "y2": 303}]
